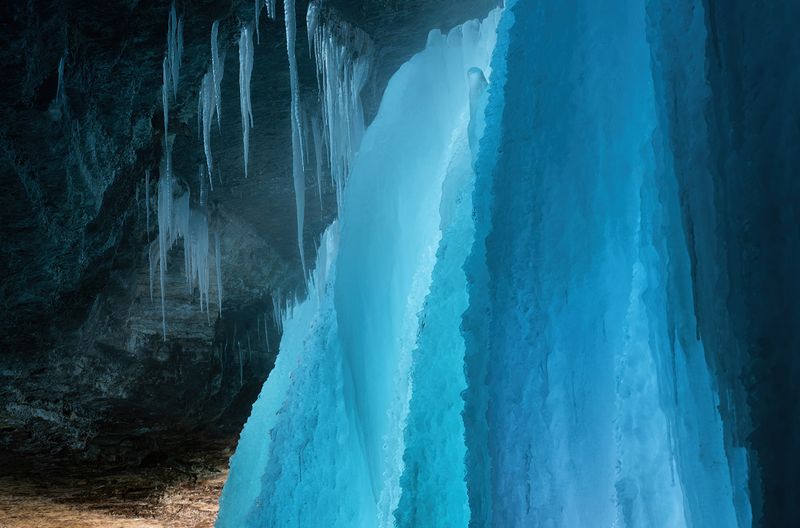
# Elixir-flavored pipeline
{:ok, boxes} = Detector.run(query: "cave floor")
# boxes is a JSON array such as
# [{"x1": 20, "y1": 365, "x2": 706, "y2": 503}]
[{"x1": 0, "y1": 441, "x2": 231, "y2": 528}]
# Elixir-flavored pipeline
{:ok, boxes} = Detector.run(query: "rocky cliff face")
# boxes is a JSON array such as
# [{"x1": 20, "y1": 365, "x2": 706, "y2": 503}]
[{"x1": 0, "y1": 0, "x2": 495, "y2": 500}]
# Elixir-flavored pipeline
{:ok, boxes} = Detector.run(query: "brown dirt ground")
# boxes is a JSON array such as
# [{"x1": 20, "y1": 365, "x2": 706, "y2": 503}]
[{"x1": 0, "y1": 443, "x2": 232, "y2": 528}]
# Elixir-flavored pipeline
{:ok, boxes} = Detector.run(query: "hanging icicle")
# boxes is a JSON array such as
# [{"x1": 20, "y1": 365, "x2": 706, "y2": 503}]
[{"x1": 239, "y1": 25, "x2": 255, "y2": 179}]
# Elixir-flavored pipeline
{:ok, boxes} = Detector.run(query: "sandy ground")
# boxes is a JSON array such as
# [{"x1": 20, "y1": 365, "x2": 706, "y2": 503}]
[{"x1": 0, "y1": 446, "x2": 230, "y2": 527}]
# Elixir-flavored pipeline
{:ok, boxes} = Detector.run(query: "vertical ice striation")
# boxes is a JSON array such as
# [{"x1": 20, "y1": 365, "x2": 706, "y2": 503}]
[
  {"x1": 308, "y1": 3, "x2": 372, "y2": 208},
  {"x1": 284, "y1": 0, "x2": 306, "y2": 273},
  {"x1": 239, "y1": 25, "x2": 255, "y2": 179},
  {"x1": 265, "y1": 0, "x2": 276, "y2": 20},
  {"x1": 460, "y1": 1, "x2": 748, "y2": 526}
]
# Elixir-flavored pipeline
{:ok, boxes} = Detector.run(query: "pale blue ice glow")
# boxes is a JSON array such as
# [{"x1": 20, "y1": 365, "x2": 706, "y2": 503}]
[{"x1": 217, "y1": 2, "x2": 750, "y2": 526}]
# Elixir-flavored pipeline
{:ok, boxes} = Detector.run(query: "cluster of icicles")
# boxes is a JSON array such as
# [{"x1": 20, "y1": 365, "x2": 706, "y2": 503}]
[{"x1": 149, "y1": 0, "x2": 372, "y2": 338}]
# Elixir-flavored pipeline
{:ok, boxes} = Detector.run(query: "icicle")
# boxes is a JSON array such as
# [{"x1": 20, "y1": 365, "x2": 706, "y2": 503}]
[
  {"x1": 199, "y1": 165, "x2": 208, "y2": 207},
  {"x1": 284, "y1": 0, "x2": 307, "y2": 274},
  {"x1": 306, "y1": 1, "x2": 319, "y2": 57},
  {"x1": 239, "y1": 25, "x2": 255, "y2": 179},
  {"x1": 54, "y1": 55, "x2": 66, "y2": 115},
  {"x1": 157, "y1": 138, "x2": 174, "y2": 340},
  {"x1": 311, "y1": 114, "x2": 324, "y2": 208},
  {"x1": 301, "y1": 108, "x2": 312, "y2": 171},
  {"x1": 185, "y1": 208, "x2": 210, "y2": 313},
  {"x1": 197, "y1": 82, "x2": 203, "y2": 141},
  {"x1": 310, "y1": 8, "x2": 372, "y2": 209},
  {"x1": 162, "y1": 57, "x2": 169, "y2": 147},
  {"x1": 200, "y1": 72, "x2": 215, "y2": 185},
  {"x1": 154, "y1": 134, "x2": 215, "y2": 337},
  {"x1": 211, "y1": 21, "x2": 225, "y2": 130},
  {"x1": 177, "y1": 18, "x2": 184, "y2": 89},
  {"x1": 167, "y1": 2, "x2": 182, "y2": 98},
  {"x1": 171, "y1": 190, "x2": 190, "y2": 289},
  {"x1": 215, "y1": 232, "x2": 223, "y2": 317},
  {"x1": 255, "y1": 0, "x2": 262, "y2": 44},
  {"x1": 266, "y1": 0, "x2": 276, "y2": 20}
]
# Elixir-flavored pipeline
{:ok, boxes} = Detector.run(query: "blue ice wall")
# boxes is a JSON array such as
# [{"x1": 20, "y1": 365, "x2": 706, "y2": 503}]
[
  {"x1": 218, "y1": 1, "x2": 759, "y2": 526},
  {"x1": 464, "y1": 0, "x2": 747, "y2": 525},
  {"x1": 646, "y1": 0, "x2": 800, "y2": 524}
]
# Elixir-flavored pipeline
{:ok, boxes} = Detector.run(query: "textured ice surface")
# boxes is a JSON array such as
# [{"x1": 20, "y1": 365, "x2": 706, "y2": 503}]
[
  {"x1": 462, "y1": 1, "x2": 747, "y2": 526},
  {"x1": 219, "y1": 1, "x2": 750, "y2": 526}
]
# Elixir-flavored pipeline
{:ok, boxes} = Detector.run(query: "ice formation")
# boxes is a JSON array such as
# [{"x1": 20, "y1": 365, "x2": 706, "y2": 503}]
[
  {"x1": 211, "y1": 21, "x2": 225, "y2": 130},
  {"x1": 254, "y1": 0, "x2": 262, "y2": 43},
  {"x1": 218, "y1": 1, "x2": 753, "y2": 527},
  {"x1": 307, "y1": 1, "x2": 371, "y2": 207},
  {"x1": 199, "y1": 71, "x2": 215, "y2": 185},
  {"x1": 161, "y1": 57, "x2": 169, "y2": 145},
  {"x1": 218, "y1": 9, "x2": 500, "y2": 527},
  {"x1": 239, "y1": 25, "x2": 254, "y2": 179},
  {"x1": 283, "y1": 0, "x2": 306, "y2": 273},
  {"x1": 166, "y1": 2, "x2": 183, "y2": 99},
  {"x1": 56, "y1": 56, "x2": 66, "y2": 109},
  {"x1": 161, "y1": 3, "x2": 183, "y2": 152},
  {"x1": 154, "y1": 137, "x2": 218, "y2": 338}
]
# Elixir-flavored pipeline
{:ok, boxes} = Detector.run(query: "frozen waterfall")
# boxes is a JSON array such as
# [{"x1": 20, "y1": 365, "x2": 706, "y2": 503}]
[{"x1": 217, "y1": 1, "x2": 752, "y2": 527}]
